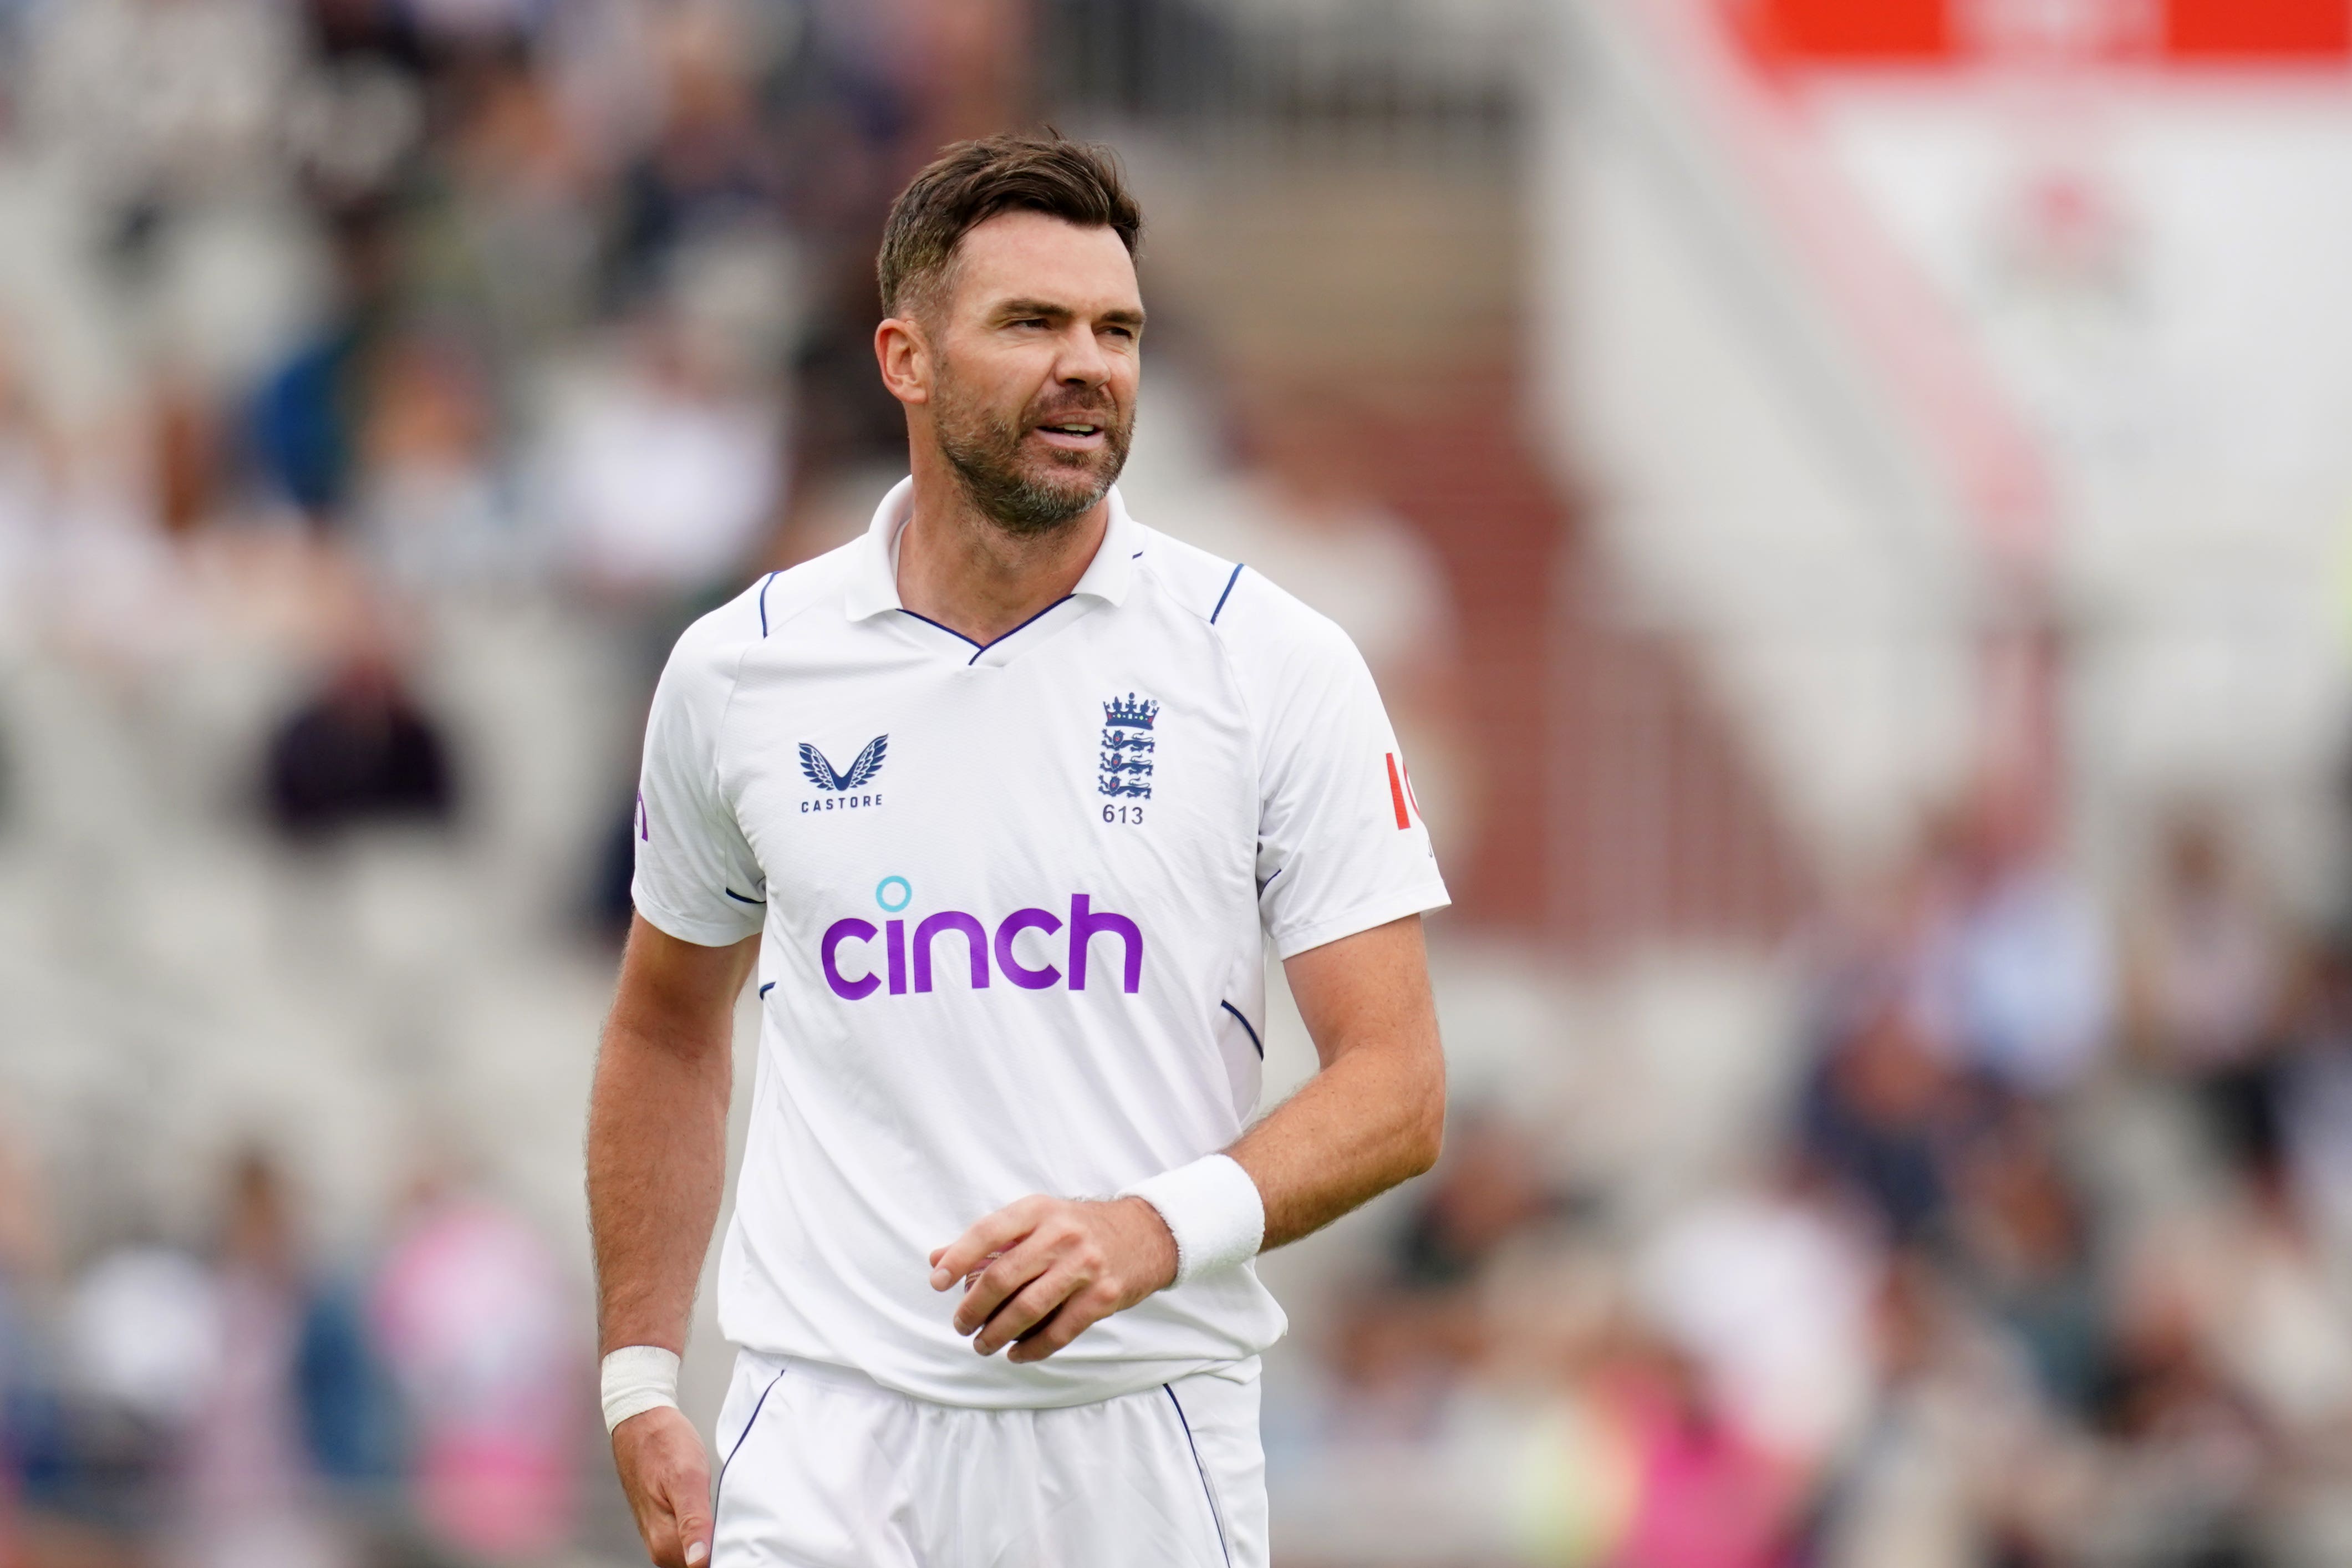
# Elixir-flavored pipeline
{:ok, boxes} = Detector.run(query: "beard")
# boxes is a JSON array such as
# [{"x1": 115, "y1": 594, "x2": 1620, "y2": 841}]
[{"x1": 932, "y1": 364, "x2": 1134, "y2": 538}]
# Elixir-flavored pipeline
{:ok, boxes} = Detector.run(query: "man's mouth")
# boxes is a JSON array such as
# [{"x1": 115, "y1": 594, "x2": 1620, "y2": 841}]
[{"x1": 1031, "y1": 421, "x2": 1106, "y2": 451}]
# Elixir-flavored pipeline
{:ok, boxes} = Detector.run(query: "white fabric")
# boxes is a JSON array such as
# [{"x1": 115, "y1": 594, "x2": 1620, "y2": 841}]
[
  {"x1": 600, "y1": 1345, "x2": 681, "y2": 1432},
  {"x1": 1121, "y1": 1155, "x2": 1265, "y2": 1286},
  {"x1": 710, "y1": 1350, "x2": 1266, "y2": 1568},
  {"x1": 633, "y1": 478, "x2": 1448, "y2": 1408}
]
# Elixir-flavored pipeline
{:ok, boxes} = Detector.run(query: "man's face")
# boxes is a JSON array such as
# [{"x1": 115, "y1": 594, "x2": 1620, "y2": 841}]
[{"x1": 918, "y1": 211, "x2": 1143, "y2": 536}]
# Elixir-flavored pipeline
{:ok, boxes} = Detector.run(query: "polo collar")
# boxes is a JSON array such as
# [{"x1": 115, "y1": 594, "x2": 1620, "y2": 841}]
[{"x1": 842, "y1": 477, "x2": 1141, "y2": 623}]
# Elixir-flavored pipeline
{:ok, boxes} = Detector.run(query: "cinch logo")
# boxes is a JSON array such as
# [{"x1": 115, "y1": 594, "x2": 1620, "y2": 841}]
[{"x1": 821, "y1": 892, "x2": 1144, "y2": 1000}]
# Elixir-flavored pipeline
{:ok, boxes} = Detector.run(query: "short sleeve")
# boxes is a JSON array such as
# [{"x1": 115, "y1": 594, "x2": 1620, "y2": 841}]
[
  {"x1": 632, "y1": 618, "x2": 766, "y2": 948},
  {"x1": 1242, "y1": 597, "x2": 1450, "y2": 959}
]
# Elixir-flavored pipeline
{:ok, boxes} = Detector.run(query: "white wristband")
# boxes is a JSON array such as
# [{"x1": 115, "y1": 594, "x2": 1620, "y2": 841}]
[
  {"x1": 1119, "y1": 1154, "x2": 1265, "y2": 1286},
  {"x1": 600, "y1": 1346, "x2": 682, "y2": 1433}
]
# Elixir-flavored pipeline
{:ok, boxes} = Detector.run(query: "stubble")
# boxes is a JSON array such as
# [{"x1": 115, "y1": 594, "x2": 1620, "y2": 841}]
[{"x1": 933, "y1": 362, "x2": 1134, "y2": 538}]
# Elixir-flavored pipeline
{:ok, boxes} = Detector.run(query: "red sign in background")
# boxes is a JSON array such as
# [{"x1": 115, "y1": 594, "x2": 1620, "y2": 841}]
[{"x1": 1733, "y1": 0, "x2": 2351, "y2": 63}]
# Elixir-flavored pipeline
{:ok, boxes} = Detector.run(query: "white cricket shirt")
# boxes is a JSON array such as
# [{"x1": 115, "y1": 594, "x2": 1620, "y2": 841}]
[{"x1": 632, "y1": 478, "x2": 1449, "y2": 1408}]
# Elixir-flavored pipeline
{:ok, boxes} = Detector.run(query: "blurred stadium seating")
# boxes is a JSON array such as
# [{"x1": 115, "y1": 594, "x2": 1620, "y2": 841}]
[{"x1": 5, "y1": 1, "x2": 2352, "y2": 1564}]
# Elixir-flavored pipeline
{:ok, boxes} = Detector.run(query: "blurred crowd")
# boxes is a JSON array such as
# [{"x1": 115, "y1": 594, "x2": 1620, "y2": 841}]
[
  {"x1": 4, "y1": 2, "x2": 2349, "y2": 1568},
  {"x1": 0, "y1": 0, "x2": 1025, "y2": 831},
  {"x1": 1287, "y1": 795, "x2": 2352, "y2": 1568},
  {"x1": 0, "y1": 1143, "x2": 579, "y2": 1568}
]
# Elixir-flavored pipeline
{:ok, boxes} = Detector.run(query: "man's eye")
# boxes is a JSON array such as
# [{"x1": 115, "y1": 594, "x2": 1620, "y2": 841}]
[{"x1": 1104, "y1": 327, "x2": 1134, "y2": 341}]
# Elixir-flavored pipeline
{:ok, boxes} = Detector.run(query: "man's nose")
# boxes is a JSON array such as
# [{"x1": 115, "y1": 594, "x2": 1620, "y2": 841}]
[{"x1": 1055, "y1": 324, "x2": 1112, "y2": 387}]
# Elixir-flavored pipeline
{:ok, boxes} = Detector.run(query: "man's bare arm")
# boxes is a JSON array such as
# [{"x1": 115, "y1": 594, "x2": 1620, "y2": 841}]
[
  {"x1": 934, "y1": 913, "x2": 1444, "y2": 1359},
  {"x1": 1226, "y1": 913, "x2": 1445, "y2": 1245},
  {"x1": 587, "y1": 914, "x2": 756, "y2": 1568},
  {"x1": 589, "y1": 915, "x2": 755, "y2": 1350}
]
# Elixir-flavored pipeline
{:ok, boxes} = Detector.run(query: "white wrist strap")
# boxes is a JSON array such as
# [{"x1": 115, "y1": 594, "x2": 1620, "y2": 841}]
[
  {"x1": 601, "y1": 1346, "x2": 681, "y2": 1433},
  {"x1": 1119, "y1": 1153, "x2": 1265, "y2": 1286}
]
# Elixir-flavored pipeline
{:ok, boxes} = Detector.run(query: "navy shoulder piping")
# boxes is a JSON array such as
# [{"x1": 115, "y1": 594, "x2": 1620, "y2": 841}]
[{"x1": 1209, "y1": 562, "x2": 1245, "y2": 624}]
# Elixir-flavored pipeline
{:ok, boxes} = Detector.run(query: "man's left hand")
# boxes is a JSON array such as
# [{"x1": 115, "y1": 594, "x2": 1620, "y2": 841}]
[{"x1": 929, "y1": 1195, "x2": 1178, "y2": 1363}]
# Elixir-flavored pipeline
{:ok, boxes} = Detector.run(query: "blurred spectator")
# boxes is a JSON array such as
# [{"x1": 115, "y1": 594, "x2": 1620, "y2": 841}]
[
  {"x1": 250, "y1": 204, "x2": 404, "y2": 528},
  {"x1": 1300, "y1": 1113, "x2": 1567, "y2": 1444},
  {"x1": 0, "y1": 348, "x2": 51, "y2": 612},
  {"x1": 1312, "y1": 1290, "x2": 1465, "y2": 1446},
  {"x1": 2208, "y1": 1165, "x2": 2352, "y2": 1443},
  {"x1": 353, "y1": 327, "x2": 528, "y2": 589},
  {"x1": 58, "y1": 1155, "x2": 376, "y2": 1565},
  {"x1": 2278, "y1": 939, "x2": 2352, "y2": 1248},
  {"x1": 0, "y1": 1132, "x2": 50, "y2": 1568},
  {"x1": 151, "y1": 373, "x2": 230, "y2": 539},
  {"x1": 1817, "y1": 1254, "x2": 2068, "y2": 1568},
  {"x1": 370, "y1": 1164, "x2": 580, "y2": 1561},
  {"x1": 297, "y1": 0, "x2": 427, "y2": 70},
  {"x1": 1800, "y1": 987, "x2": 1979, "y2": 1246},
  {"x1": 2086, "y1": 1254, "x2": 2273, "y2": 1566},
  {"x1": 1946, "y1": 1112, "x2": 2102, "y2": 1416},
  {"x1": 262, "y1": 648, "x2": 458, "y2": 839},
  {"x1": 424, "y1": 44, "x2": 593, "y2": 355},
  {"x1": 533, "y1": 305, "x2": 784, "y2": 603},
  {"x1": 1916, "y1": 799, "x2": 2116, "y2": 1097},
  {"x1": 64, "y1": 1243, "x2": 218, "y2": 1516},
  {"x1": 1393, "y1": 1108, "x2": 1561, "y2": 1292},
  {"x1": 1596, "y1": 1340, "x2": 1804, "y2": 1568},
  {"x1": 2125, "y1": 813, "x2": 2289, "y2": 1076},
  {"x1": 1634, "y1": 1168, "x2": 1880, "y2": 1466},
  {"x1": 167, "y1": 1151, "x2": 356, "y2": 1568},
  {"x1": 604, "y1": 2, "x2": 788, "y2": 305},
  {"x1": 2125, "y1": 812, "x2": 2294, "y2": 1168}
]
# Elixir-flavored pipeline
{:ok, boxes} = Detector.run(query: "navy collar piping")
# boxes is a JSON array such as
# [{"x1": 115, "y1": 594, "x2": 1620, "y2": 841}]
[{"x1": 897, "y1": 595, "x2": 1079, "y2": 665}]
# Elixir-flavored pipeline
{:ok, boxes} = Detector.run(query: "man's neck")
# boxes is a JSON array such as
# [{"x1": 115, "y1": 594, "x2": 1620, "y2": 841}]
[{"x1": 895, "y1": 467, "x2": 1109, "y2": 648}]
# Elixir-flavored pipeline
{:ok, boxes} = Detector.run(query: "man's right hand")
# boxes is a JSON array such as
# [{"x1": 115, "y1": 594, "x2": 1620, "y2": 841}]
[{"x1": 613, "y1": 1406, "x2": 714, "y2": 1567}]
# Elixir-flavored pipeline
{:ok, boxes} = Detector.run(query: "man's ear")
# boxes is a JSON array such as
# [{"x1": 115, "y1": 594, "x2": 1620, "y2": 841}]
[{"x1": 874, "y1": 315, "x2": 931, "y2": 407}]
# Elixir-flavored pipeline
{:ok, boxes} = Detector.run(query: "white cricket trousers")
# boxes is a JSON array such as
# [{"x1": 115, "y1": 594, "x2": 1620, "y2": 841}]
[{"x1": 709, "y1": 1351, "x2": 1268, "y2": 1568}]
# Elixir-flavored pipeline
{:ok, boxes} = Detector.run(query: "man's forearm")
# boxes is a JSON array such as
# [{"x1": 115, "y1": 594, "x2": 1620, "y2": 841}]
[
  {"x1": 588, "y1": 1011, "x2": 732, "y2": 1354},
  {"x1": 1221, "y1": 916, "x2": 1445, "y2": 1251},
  {"x1": 1225, "y1": 1041, "x2": 1443, "y2": 1250}
]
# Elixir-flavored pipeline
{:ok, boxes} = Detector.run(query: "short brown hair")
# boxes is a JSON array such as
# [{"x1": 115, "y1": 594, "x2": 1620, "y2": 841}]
[{"x1": 876, "y1": 131, "x2": 1143, "y2": 319}]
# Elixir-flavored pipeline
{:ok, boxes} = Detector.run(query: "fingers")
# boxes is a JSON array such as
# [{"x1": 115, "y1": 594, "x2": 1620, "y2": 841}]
[
  {"x1": 660, "y1": 1453, "x2": 713, "y2": 1567},
  {"x1": 969, "y1": 1264, "x2": 1080, "y2": 1356},
  {"x1": 1006, "y1": 1286, "x2": 1116, "y2": 1364},
  {"x1": 932, "y1": 1197, "x2": 1165, "y2": 1362},
  {"x1": 614, "y1": 1408, "x2": 712, "y2": 1568},
  {"x1": 952, "y1": 1229, "x2": 1056, "y2": 1337},
  {"x1": 929, "y1": 1195, "x2": 1049, "y2": 1292},
  {"x1": 640, "y1": 1473, "x2": 712, "y2": 1568},
  {"x1": 670, "y1": 1485, "x2": 713, "y2": 1568},
  {"x1": 644, "y1": 1500, "x2": 707, "y2": 1568}
]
